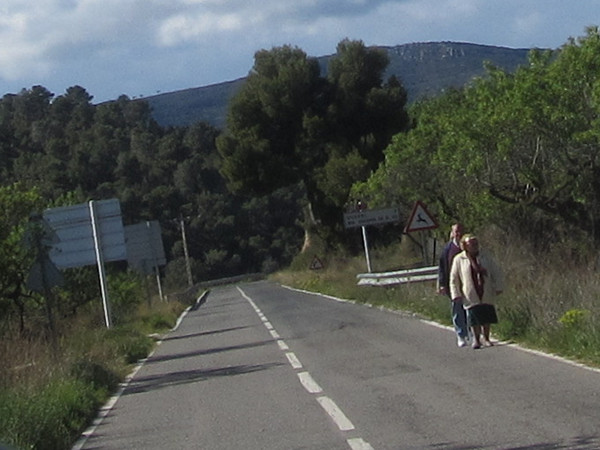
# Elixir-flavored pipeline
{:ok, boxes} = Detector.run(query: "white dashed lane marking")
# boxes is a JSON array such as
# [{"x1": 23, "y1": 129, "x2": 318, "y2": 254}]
[
  {"x1": 297, "y1": 371, "x2": 322, "y2": 394},
  {"x1": 237, "y1": 287, "x2": 374, "y2": 450},
  {"x1": 285, "y1": 352, "x2": 303, "y2": 369}
]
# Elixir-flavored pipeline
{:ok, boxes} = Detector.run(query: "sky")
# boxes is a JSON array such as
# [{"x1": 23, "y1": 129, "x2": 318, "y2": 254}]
[{"x1": 1, "y1": 0, "x2": 599, "y2": 104}]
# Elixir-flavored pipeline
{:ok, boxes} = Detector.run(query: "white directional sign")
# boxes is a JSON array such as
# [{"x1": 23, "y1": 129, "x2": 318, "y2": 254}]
[
  {"x1": 43, "y1": 199, "x2": 127, "y2": 269},
  {"x1": 343, "y1": 207, "x2": 400, "y2": 229},
  {"x1": 404, "y1": 201, "x2": 438, "y2": 232},
  {"x1": 125, "y1": 221, "x2": 166, "y2": 275},
  {"x1": 42, "y1": 199, "x2": 126, "y2": 328}
]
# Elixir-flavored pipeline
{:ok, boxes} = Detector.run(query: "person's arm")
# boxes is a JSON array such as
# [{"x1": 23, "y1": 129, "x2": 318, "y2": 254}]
[{"x1": 449, "y1": 256, "x2": 462, "y2": 301}]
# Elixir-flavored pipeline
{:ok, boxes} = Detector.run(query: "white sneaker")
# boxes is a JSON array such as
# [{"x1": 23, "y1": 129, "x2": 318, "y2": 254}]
[{"x1": 457, "y1": 336, "x2": 467, "y2": 347}]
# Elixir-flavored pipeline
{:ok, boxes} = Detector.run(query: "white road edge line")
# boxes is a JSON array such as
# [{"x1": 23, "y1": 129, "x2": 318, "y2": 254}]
[
  {"x1": 72, "y1": 305, "x2": 194, "y2": 450},
  {"x1": 282, "y1": 284, "x2": 600, "y2": 375},
  {"x1": 269, "y1": 329, "x2": 281, "y2": 339}
]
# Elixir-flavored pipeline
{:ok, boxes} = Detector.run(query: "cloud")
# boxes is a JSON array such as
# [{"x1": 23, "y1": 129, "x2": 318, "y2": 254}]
[
  {"x1": 0, "y1": 0, "x2": 598, "y2": 102},
  {"x1": 158, "y1": 12, "x2": 246, "y2": 47},
  {"x1": 156, "y1": 0, "x2": 403, "y2": 47},
  {"x1": 0, "y1": 0, "x2": 172, "y2": 80}
]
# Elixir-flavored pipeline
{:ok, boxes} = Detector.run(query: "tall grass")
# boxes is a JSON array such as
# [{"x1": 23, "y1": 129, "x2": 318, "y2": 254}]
[
  {"x1": 273, "y1": 228, "x2": 600, "y2": 368},
  {"x1": 0, "y1": 380, "x2": 98, "y2": 450},
  {"x1": 0, "y1": 297, "x2": 189, "y2": 449}
]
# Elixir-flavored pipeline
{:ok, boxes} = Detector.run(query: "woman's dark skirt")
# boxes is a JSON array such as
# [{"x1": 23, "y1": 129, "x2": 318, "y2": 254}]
[{"x1": 467, "y1": 303, "x2": 498, "y2": 326}]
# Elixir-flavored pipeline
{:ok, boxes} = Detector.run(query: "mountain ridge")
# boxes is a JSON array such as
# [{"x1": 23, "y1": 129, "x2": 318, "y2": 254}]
[{"x1": 145, "y1": 41, "x2": 533, "y2": 130}]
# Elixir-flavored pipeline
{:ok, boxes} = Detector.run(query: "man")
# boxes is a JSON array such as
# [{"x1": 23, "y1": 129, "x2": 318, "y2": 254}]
[{"x1": 437, "y1": 223, "x2": 469, "y2": 347}]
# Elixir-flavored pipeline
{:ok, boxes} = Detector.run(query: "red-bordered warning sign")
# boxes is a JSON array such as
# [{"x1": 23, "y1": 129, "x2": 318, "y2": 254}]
[
  {"x1": 309, "y1": 255, "x2": 324, "y2": 270},
  {"x1": 404, "y1": 201, "x2": 438, "y2": 233}
]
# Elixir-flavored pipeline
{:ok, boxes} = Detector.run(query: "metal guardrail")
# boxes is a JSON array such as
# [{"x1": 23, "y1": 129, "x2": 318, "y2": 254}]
[{"x1": 356, "y1": 265, "x2": 438, "y2": 286}]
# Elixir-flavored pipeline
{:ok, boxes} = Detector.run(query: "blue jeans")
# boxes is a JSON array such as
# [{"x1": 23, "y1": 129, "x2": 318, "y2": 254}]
[{"x1": 451, "y1": 300, "x2": 468, "y2": 338}]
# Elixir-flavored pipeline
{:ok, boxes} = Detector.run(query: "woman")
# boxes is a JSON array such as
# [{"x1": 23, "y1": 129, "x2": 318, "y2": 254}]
[
  {"x1": 437, "y1": 223, "x2": 469, "y2": 347},
  {"x1": 450, "y1": 234, "x2": 504, "y2": 349}
]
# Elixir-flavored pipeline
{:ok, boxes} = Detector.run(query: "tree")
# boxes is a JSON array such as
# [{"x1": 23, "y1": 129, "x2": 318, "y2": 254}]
[
  {"x1": 354, "y1": 26, "x2": 600, "y2": 246},
  {"x1": 217, "y1": 40, "x2": 409, "y2": 246},
  {"x1": 327, "y1": 39, "x2": 409, "y2": 166},
  {"x1": 0, "y1": 184, "x2": 45, "y2": 335},
  {"x1": 218, "y1": 45, "x2": 325, "y2": 196}
]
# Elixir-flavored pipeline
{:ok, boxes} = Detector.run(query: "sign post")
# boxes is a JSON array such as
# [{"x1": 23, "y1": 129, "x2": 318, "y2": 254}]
[
  {"x1": 89, "y1": 200, "x2": 113, "y2": 328},
  {"x1": 344, "y1": 206, "x2": 400, "y2": 273},
  {"x1": 43, "y1": 198, "x2": 126, "y2": 328},
  {"x1": 361, "y1": 225, "x2": 372, "y2": 273}
]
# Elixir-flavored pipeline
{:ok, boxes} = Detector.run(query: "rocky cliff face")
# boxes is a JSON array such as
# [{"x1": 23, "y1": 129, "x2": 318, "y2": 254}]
[
  {"x1": 388, "y1": 41, "x2": 469, "y2": 60},
  {"x1": 382, "y1": 42, "x2": 531, "y2": 101}
]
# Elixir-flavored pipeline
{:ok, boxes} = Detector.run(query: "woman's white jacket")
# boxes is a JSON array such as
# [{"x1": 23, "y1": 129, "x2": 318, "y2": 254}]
[{"x1": 449, "y1": 250, "x2": 504, "y2": 308}]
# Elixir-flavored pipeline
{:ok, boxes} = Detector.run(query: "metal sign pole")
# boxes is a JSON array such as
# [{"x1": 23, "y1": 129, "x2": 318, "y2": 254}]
[
  {"x1": 147, "y1": 221, "x2": 164, "y2": 302},
  {"x1": 420, "y1": 231, "x2": 428, "y2": 265},
  {"x1": 361, "y1": 226, "x2": 373, "y2": 273},
  {"x1": 180, "y1": 216, "x2": 194, "y2": 287},
  {"x1": 90, "y1": 201, "x2": 112, "y2": 328}
]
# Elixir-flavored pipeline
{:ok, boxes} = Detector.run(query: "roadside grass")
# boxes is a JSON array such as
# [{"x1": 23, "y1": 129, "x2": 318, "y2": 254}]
[
  {"x1": 0, "y1": 297, "x2": 189, "y2": 450},
  {"x1": 272, "y1": 229, "x2": 600, "y2": 369}
]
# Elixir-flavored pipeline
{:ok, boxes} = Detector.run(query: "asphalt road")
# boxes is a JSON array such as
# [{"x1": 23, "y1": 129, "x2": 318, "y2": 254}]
[{"x1": 75, "y1": 280, "x2": 600, "y2": 449}]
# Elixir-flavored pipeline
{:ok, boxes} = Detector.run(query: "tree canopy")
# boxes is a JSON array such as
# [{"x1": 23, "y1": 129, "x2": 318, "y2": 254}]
[
  {"x1": 0, "y1": 84, "x2": 304, "y2": 316},
  {"x1": 353, "y1": 26, "x2": 600, "y2": 247},
  {"x1": 217, "y1": 39, "x2": 410, "y2": 241}
]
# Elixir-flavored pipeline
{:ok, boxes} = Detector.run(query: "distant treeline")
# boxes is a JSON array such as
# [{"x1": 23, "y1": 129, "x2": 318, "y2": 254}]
[{"x1": 0, "y1": 86, "x2": 305, "y2": 289}]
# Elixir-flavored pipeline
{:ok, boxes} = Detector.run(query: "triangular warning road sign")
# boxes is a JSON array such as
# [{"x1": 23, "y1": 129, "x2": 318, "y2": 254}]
[
  {"x1": 404, "y1": 201, "x2": 438, "y2": 233},
  {"x1": 310, "y1": 255, "x2": 324, "y2": 270}
]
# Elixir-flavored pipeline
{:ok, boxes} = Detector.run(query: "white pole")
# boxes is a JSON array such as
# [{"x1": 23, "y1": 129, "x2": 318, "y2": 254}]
[
  {"x1": 361, "y1": 226, "x2": 372, "y2": 273},
  {"x1": 155, "y1": 266, "x2": 164, "y2": 301},
  {"x1": 180, "y1": 217, "x2": 193, "y2": 287},
  {"x1": 147, "y1": 221, "x2": 164, "y2": 301},
  {"x1": 89, "y1": 200, "x2": 112, "y2": 328}
]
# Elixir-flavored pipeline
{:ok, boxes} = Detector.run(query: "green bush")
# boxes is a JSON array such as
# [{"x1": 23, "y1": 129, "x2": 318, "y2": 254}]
[
  {"x1": 495, "y1": 303, "x2": 533, "y2": 340},
  {"x1": 70, "y1": 358, "x2": 120, "y2": 393},
  {"x1": 108, "y1": 272, "x2": 146, "y2": 324},
  {"x1": 141, "y1": 312, "x2": 175, "y2": 332},
  {"x1": 136, "y1": 301, "x2": 185, "y2": 334},
  {"x1": 105, "y1": 327, "x2": 154, "y2": 364},
  {"x1": 0, "y1": 379, "x2": 99, "y2": 450}
]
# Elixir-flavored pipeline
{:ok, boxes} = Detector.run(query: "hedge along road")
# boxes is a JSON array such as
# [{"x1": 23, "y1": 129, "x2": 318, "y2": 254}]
[{"x1": 74, "y1": 280, "x2": 600, "y2": 450}]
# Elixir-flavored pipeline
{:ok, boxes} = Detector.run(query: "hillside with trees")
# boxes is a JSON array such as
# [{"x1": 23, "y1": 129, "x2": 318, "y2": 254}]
[
  {"x1": 0, "y1": 38, "x2": 410, "y2": 339},
  {"x1": 0, "y1": 87, "x2": 305, "y2": 329}
]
